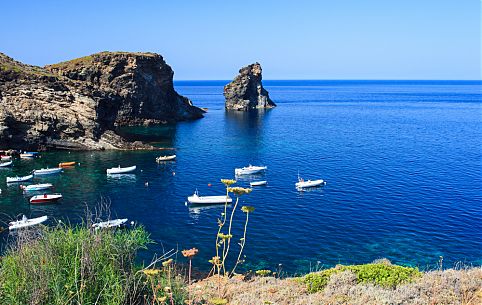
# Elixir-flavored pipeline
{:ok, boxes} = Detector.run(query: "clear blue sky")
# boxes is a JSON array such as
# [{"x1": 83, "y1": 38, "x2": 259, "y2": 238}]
[{"x1": 1, "y1": 0, "x2": 480, "y2": 80}]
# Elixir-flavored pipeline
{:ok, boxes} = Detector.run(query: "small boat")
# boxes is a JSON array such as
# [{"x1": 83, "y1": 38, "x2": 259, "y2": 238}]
[
  {"x1": 6, "y1": 174, "x2": 33, "y2": 183},
  {"x1": 235, "y1": 165, "x2": 267, "y2": 176},
  {"x1": 0, "y1": 161, "x2": 13, "y2": 167},
  {"x1": 21, "y1": 183, "x2": 53, "y2": 191},
  {"x1": 30, "y1": 193, "x2": 63, "y2": 204},
  {"x1": 156, "y1": 155, "x2": 176, "y2": 162},
  {"x1": 1, "y1": 155, "x2": 12, "y2": 161},
  {"x1": 33, "y1": 168, "x2": 63, "y2": 175},
  {"x1": 295, "y1": 175, "x2": 326, "y2": 189},
  {"x1": 187, "y1": 190, "x2": 232, "y2": 205},
  {"x1": 92, "y1": 218, "x2": 128, "y2": 229},
  {"x1": 20, "y1": 153, "x2": 36, "y2": 159},
  {"x1": 58, "y1": 161, "x2": 76, "y2": 168},
  {"x1": 9, "y1": 215, "x2": 48, "y2": 230},
  {"x1": 250, "y1": 180, "x2": 267, "y2": 187},
  {"x1": 106, "y1": 165, "x2": 136, "y2": 174}
]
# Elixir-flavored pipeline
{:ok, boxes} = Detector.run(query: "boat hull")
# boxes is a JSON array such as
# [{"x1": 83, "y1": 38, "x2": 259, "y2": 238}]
[
  {"x1": 0, "y1": 161, "x2": 13, "y2": 167},
  {"x1": 187, "y1": 195, "x2": 232, "y2": 204},
  {"x1": 7, "y1": 174, "x2": 34, "y2": 183},
  {"x1": 9, "y1": 216, "x2": 48, "y2": 230},
  {"x1": 92, "y1": 218, "x2": 128, "y2": 229},
  {"x1": 295, "y1": 179, "x2": 325, "y2": 189},
  {"x1": 22, "y1": 183, "x2": 53, "y2": 191},
  {"x1": 33, "y1": 168, "x2": 63, "y2": 175},
  {"x1": 235, "y1": 166, "x2": 267, "y2": 176},
  {"x1": 156, "y1": 155, "x2": 176, "y2": 162},
  {"x1": 250, "y1": 180, "x2": 267, "y2": 186},
  {"x1": 59, "y1": 162, "x2": 76, "y2": 167},
  {"x1": 29, "y1": 194, "x2": 62, "y2": 204},
  {"x1": 106, "y1": 166, "x2": 136, "y2": 174}
]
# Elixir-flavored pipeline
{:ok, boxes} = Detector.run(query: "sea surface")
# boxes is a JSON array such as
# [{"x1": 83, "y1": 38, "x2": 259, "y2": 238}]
[{"x1": 1, "y1": 80, "x2": 481, "y2": 273}]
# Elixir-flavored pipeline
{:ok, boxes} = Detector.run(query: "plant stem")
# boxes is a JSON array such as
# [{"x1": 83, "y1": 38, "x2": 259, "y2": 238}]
[
  {"x1": 231, "y1": 212, "x2": 249, "y2": 276},
  {"x1": 222, "y1": 196, "x2": 239, "y2": 275}
]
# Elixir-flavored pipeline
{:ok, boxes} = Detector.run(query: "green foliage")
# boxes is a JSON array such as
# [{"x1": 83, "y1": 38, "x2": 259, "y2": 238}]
[
  {"x1": 0, "y1": 224, "x2": 156, "y2": 305},
  {"x1": 300, "y1": 263, "x2": 422, "y2": 292}
]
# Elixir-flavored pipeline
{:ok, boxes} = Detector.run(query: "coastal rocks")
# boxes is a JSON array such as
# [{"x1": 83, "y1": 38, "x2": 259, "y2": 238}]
[
  {"x1": 224, "y1": 63, "x2": 276, "y2": 111},
  {"x1": 0, "y1": 52, "x2": 204, "y2": 150}
]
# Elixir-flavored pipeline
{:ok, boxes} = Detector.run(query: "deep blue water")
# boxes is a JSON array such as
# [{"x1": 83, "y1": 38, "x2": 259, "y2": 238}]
[{"x1": 1, "y1": 80, "x2": 481, "y2": 273}]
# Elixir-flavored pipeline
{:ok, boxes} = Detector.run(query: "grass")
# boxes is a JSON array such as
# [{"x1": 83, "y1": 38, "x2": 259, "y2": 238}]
[{"x1": 0, "y1": 222, "x2": 186, "y2": 305}]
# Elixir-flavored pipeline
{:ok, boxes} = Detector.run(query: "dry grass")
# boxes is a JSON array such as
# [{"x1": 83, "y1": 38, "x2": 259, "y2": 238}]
[{"x1": 190, "y1": 267, "x2": 482, "y2": 305}]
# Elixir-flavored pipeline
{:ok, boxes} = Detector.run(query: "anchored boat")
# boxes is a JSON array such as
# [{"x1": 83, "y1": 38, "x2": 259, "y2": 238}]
[
  {"x1": 0, "y1": 161, "x2": 13, "y2": 167},
  {"x1": 106, "y1": 165, "x2": 136, "y2": 174},
  {"x1": 9, "y1": 215, "x2": 48, "y2": 230},
  {"x1": 30, "y1": 193, "x2": 63, "y2": 204},
  {"x1": 235, "y1": 165, "x2": 267, "y2": 176},
  {"x1": 6, "y1": 174, "x2": 33, "y2": 183},
  {"x1": 21, "y1": 183, "x2": 53, "y2": 191},
  {"x1": 1, "y1": 155, "x2": 12, "y2": 161},
  {"x1": 295, "y1": 175, "x2": 326, "y2": 190},
  {"x1": 92, "y1": 218, "x2": 128, "y2": 229},
  {"x1": 250, "y1": 180, "x2": 267, "y2": 186},
  {"x1": 58, "y1": 161, "x2": 76, "y2": 168},
  {"x1": 33, "y1": 168, "x2": 63, "y2": 175},
  {"x1": 156, "y1": 155, "x2": 176, "y2": 162},
  {"x1": 187, "y1": 190, "x2": 232, "y2": 205}
]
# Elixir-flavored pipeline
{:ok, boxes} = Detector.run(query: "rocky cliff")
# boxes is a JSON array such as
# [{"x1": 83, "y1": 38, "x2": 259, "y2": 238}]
[
  {"x1": 0, "y1": 52, "x2": 204, "y2": 150},
  {"x1": 224, "y1": 63, "x2": 276, "y2": 111}
]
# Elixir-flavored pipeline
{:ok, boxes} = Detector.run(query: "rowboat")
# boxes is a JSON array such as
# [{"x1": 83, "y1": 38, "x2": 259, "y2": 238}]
[
  {"x1": 187, "y1": 190, "x2": 232, "y2": 205},
  {"x1": 106, "y1": 165, "x2": 136, "y2": 174},
  {"x1": 9, "y1": 215, "x2": 48, "y2": 230},
  {"x1": 250, "y1": 180, "x2": 267, "y2": 186},
  {"x1": 295, "y1": 176, "x2": 326, "y2": 189},
  {"x1": 21, "y1": 183, "x2": 53, "y2": 191},
  {"x1": 58, "y1": 161, "x2": 76, "y2": 167},
  {"x1": 92, "y1": 218, "x2": 128, "y2": 229},
  {"x1": 33, "y1": 168, "x2": 63, "y2": 175},
  {"x1": 235, "y1": 165, "x2": 267, "y2": 176},
  {"x1": 6, "y1": 174, "x2": 33, "y2": 183},
  {"x1": 30, "y1": 193, "x2": 63, "y2": 204},
  {"x1": 1, "y1": 155, "x2": 12, "y2": 161},
  {"x1": 0, "y1": 161, "x2": 13, "y2": 167},
  {"x1": 156, "y1": 155, "x2": 176, "y2": 162}
]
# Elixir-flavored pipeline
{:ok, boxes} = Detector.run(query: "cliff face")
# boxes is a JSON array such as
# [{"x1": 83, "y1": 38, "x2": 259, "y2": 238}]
[
  {"x1": 0, "y1": 52, "x2": 204, "y2": 150},
  {"x1": 224, "y1": 63, "x2": 276, "y2": 111}
]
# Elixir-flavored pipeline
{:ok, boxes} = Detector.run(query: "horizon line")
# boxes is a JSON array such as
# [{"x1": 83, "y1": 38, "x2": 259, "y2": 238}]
[{"x1": 174, "y1": 79, "x2": 482, "y2": 82}]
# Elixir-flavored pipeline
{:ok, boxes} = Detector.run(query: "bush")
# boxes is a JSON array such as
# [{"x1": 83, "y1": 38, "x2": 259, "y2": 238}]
[
  {"x1": 0, "y1": 224, "x2": 157, "y2": 304},
  {"x1": 300, "y1": 263, "x2": 422, "y2": 292}
]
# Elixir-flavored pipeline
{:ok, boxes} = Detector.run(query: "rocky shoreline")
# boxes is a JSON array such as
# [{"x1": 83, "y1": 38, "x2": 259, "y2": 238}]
[{"x1": 0, "y1": 52, "x2": 204, "y2": 150}]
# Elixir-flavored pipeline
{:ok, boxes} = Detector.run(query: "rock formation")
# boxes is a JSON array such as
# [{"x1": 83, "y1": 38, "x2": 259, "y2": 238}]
[
  {"x1": 224, "y1": 62, "x2": 276, "y2": 111},
  {"x1": 0, "y1": 52, "x2": 204, "y2": 150}
]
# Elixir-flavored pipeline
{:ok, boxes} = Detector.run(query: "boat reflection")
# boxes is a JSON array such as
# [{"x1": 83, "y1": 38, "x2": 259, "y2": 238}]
[
  {"x1": 187, "y1": 203, "x2": 231, "y2": 220},
  {"x1": 106, "y1": 174, "x2": 137, "y2": 183}
]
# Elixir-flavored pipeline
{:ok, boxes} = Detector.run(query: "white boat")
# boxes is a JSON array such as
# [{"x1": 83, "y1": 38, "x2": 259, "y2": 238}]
[
  {"x1": 33, "y1": 168, "x2": 62, "y2": 175},
  {"x1": 156, "y1": 155, "x2": 176, "y2": 162},
  {"x1": 30, "y1": 193, "x2": 63, "y2": 204},
  {"x1": 295, "y1": 176, "x2": 326, "y2": 189},
  {"x1": 1, "y1": 155, "x2": 12, "y2": 161},
  {"x1": 235, "y1": 165, "x2": 267, "y2": 176},
  {"x1": 6, "y1": 174, "x2": 33, "y2": 183},
  {"x1": 21, "y1": 183, "x2": 53, "y2": 191},
  {"x1": 187, "y1": 190, "x2": 232, "y2": 205},
  {"x1": 0, "y1": 161, "x2": 13, "y2": 167},
  {"x1": 250, "y1": 180, "x2": 267, "y2": 186},
  {"x1": 9, "y1": 215, "x2": 48, "y2": 230},
  {"x1": 20, "y1": 153, "x2": 36, "y2": 159},
  {"x1": 106, "y1": 165, "x2": 136, "y2": 174},
  {"x1": 92, "y1": 218, "x2": 128, "y2": 229}
]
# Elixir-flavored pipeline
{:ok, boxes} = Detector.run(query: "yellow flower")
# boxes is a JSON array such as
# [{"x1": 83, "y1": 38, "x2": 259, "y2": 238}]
[
  {"x1": 209, "y1": 256, "x2": 221, "y2": 266},
  {"x1": 182, "y1": 247, "x2": 199, "y2": 259},
  {"x1": 241, "y1": 206, "x2": 255, "y2": 213},
  {"x1": 227, "y1": 187, "x2": 252, "y2": 196},
  {"x1": 255, "y1": 269, "x2": 272, "y2": 277},
  {"x1": 217, "y1": 233, "x2": 232, "y2": 240},
  {"x1": 157, "y1": 296, "x2": 167, "y2": 302},
  {"x1": 142, "y1": 269, "x2": 160, "y2": 276},
  {"x1": 162, "y1": 259, "x2": 173, "y2": 267},
  {"x1": 221, "y1": 179, "x2": 236, "y2": 186}
]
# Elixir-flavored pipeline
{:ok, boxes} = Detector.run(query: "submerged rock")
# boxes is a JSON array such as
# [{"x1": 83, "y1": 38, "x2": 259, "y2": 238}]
[
  {"x1": 0, "y1": 52, "x2": 204, "y2": 150},
  {"x1": 224, "y1": 63, "x2": 276, "y2": 111}
]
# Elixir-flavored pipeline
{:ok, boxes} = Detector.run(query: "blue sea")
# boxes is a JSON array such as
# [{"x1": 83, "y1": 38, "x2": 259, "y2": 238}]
[{"x1": 1, "y1": 80, "x2": 481, "y2": 273}]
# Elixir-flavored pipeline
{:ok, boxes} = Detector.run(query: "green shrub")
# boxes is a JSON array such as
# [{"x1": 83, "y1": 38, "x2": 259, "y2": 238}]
[
  {"x1": 300, "y1": 263, "x2": 422, "y2": 292},
  {"x1": 0, "y1": 224, "x2": 155, "y2": 305}
]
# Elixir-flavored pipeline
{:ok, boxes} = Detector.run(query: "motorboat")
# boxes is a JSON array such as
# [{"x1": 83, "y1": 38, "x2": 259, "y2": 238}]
[
  {"x1": 295, "y1": 175, "x2": 326, "y2": 189},
  {"x1": 250, "y1": 180, "x2": 267, "y2": 187},
  {"x1": 92, "y1": 218, "x2": 128, "y2": 229},
  {"x1": 20, "y1": 152, "x2": 37, "y2": 159},
  {"x1": 30, "y1": 193, "x2": 63, "y2": 204},
  {"x1": 187, "y1": 190, "x2": 232, "y2": 205},
  {"x1": 235, "y1": 165, "x2": 267, "y2": 176},
  {"x1": 1, "y1": 155, "x2": 12, "y2": 161},
  {"x1": 0, "y1": 161, "x2": 13, "y2": 167},
  {"x1": 58, "y1": 161, "x2": 76, "y2": 168},
  {"x1": 6, "y1": 174, "x2": 33, "y2": 183},
  {"x1": 33, "y1": 168, "x2": 63, "y2": 175},
  {"x1": 156, "y1": 155, "x2": 176, "y2": 162},
  {"x1": 9, "y1": 215, "x2": 48, "y2": 230},
  {"x1": 106, "y1": 165, "x2": 136, "y2": 174},
  {"x1": 21, "y1": 183, "x2": 53, "y2": 191}
]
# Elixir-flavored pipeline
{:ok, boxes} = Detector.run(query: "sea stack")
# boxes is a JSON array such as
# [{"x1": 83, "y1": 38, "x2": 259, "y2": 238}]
[
  {"x1": 224, "y1": 62, "x2": 276, "y2": 111},
  {"x1": 0, "y1": 52, "x2": 204, "y2": 150}
]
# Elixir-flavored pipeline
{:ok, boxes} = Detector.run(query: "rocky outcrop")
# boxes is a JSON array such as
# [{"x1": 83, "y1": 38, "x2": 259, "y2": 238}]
[
  {"x1": 224, "y1": 63, "x2": 276, "y2": 111},
  {"x1": 0, "y1": 52, "x2": 204, "y2": 150}
]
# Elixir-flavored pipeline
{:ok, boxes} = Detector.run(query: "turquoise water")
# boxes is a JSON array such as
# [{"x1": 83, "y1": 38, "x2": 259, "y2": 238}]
[{"x1": 1, "y1": 80, "x2": 481, "y2": 273}]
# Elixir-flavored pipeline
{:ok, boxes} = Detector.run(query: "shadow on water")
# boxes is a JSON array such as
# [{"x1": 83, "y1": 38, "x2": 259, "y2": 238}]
[{"x1": 116, "y1": 125, "x2": 177, "y2": 147}]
